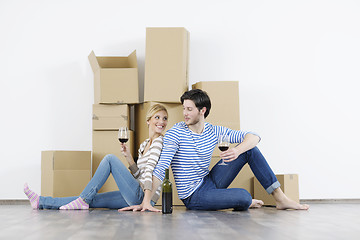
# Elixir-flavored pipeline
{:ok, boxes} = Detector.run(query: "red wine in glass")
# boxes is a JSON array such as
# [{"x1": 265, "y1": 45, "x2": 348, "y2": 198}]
[
  {"x1": 218, "y1": 134, "x2": 230, "y2": 165},
  {"x1": 118, "y1": 127, "x2": 129, "y2": 143},
  {"x1": 218, "y1": 146, "x2": 229, "y2": 151},
  {"x1": 118, "y1": 138, "x2": 128, "y2": 143}
]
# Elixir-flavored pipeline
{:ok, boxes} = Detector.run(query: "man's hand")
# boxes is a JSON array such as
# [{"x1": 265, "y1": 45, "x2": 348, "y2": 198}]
[
  {"x1": 219, "y1": 148, "x2": 240, "y2": 162},
  {"x1": 219, "y1": 133, "x2": 261, "y2": 162}
]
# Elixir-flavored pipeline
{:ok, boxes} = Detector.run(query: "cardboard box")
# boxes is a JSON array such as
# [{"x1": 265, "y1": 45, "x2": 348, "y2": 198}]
[
  {"x1": 88, "y1": 50, "x2": 139, "y2": 104},
  {"x1": 192, "y1": 81, "x2": 240, "y2": 157},
  {"x1": 134, "y1": 102, "x2": 184, "y2": 151},
  {"x1": 41, "y1": 151, "x2": 91, "y2": 197},
  {"x1": 93, "y1": 104, "x2": 130, "y2": 130},
  {"x1": 92, "y1": 130, "x2": 135, "y2": 193},
  {"x1": 144, "y1": 27, "x2": 189, "y2": 103},
  {"x1": 254, "y1": 174, "x2": 299, "y2": 206},
  {"x1": 192, "y1": 81, "x2": 240, "y2": 129},
  {"x1": 210, "y1": 157, "x2": 254, "y2": 197}
]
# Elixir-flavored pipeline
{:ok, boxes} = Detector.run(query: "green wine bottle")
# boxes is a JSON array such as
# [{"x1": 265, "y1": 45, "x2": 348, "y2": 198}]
[{"x1": 162, "y1": 168, "x2": 173, "y2": 214}]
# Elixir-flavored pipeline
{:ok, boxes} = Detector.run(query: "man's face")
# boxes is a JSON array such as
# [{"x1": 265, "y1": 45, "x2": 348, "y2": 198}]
[{"x1": 183, "y1": 99, "x2": 203, "y2": 126}]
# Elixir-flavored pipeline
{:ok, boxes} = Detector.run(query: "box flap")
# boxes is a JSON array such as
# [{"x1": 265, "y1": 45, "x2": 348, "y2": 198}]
[
  {"x1": 88, "y1": 51, "x2": 100, "y2": 73},
  {"x1": 127, "y1": 50, "x2": 138, "y2": 68}
]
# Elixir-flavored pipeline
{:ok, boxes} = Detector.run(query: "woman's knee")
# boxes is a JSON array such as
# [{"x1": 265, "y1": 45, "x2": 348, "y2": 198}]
[{"x1": 103, "y1": 154, "x2": 118, "y2": 163}]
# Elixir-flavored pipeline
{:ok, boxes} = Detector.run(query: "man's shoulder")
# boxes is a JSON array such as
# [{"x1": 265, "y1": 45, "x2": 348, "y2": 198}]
[
  {"x1": 164, "y1": 122, "x2": 187, "y2": 138},
  {"x1": 169, "y1": 122, "x2": 187, "y2": 131}
]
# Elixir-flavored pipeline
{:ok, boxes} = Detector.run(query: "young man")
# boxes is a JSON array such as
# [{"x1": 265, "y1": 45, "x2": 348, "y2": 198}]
[{"x1": 120, "y1": 89, "x2": 309, "y2": 212}]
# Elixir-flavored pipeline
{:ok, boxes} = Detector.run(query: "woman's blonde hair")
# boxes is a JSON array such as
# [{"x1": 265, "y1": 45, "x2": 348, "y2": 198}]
[{"x1": 146, "y1": 104, "x2": 168, "y2": 122}]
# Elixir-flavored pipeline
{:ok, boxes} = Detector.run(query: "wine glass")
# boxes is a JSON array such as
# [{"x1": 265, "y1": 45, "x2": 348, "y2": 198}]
[
  {"x1": 118, "y1": 127, "x2": 129, "y2": 143},
  {"x1": 218, "y1": 134, "x2": 230, "y2": 166}
]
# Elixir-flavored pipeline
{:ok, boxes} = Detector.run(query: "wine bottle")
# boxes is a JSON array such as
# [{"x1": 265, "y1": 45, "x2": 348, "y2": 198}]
[{"x1": 162, "y1": 168, "x2": 173, "y2": 214}]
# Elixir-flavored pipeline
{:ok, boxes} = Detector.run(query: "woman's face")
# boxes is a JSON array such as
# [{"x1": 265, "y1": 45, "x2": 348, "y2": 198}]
[{"x1": 147, "y1": 110, "x2": 168, "y2": 135}]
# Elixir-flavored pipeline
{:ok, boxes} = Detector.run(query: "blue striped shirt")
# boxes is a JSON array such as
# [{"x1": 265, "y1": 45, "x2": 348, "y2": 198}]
[{"x1": 153, "y1": 121, "x2": 256, "y2": 199}]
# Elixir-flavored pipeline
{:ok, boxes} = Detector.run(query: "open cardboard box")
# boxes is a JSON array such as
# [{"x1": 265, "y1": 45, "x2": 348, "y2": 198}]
[{"x1": 89, "y1": 50, "x2": 139, "y2": 104}]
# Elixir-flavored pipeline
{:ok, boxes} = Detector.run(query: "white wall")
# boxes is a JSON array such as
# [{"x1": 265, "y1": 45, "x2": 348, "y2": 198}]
[{"x1": 1, "y1": 0, "x2": 359, "y2": 200}]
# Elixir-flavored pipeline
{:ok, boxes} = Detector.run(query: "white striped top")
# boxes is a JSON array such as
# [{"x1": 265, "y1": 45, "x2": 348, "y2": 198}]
[
  {"x1": 153, "y1": 122, "x2": 257, "y2": 200},
  {"x1": 129, "y1": 135, "x2": 163, "y2": 203}
]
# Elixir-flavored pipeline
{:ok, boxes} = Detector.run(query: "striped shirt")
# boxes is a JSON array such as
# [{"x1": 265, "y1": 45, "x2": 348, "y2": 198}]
[
  {"x1": 153, "y1": 122, "x2": 257, "y2": 200},
  {"x1": 129, "y1": 136, "x2": 163, "y2": 203}
]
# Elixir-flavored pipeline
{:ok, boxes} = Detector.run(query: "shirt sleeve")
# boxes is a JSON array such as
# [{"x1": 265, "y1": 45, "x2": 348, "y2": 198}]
[
  {"x1": 153, "y1": 128, "x2": 179, "y2": 182},
  {"x1": 142, "y1": 136, "x2": 163, "y2": 191},
  {"x1": 213, "y1": 125, "x2": 261, "y2": 144}
]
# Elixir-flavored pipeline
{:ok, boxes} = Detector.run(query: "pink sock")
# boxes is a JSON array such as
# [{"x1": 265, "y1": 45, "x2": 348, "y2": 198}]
[
  {"x1": 59, "y1": 197, "x2": 89, "y2": 210},
  {"x1": 23, "y1": 183, "x2": 39, "y2": 209}
]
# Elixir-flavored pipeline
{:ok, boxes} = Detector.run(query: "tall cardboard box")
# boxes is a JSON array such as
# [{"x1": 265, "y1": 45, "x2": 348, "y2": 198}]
[
  {"x1": 41, "y1": 151, "x2": 91, "y2": 197},
  {"x1": 134, "y1": 102, "x2": 184, "y2": 151},
  {"x1": 88, "y1": 50, "x2": 139, "y2": 104},
  {"x1": 92, "y1": 104, "x2": 130, "y2": 130},
  {"x1": 254, "y1": 174, "x2": 299, "y2": 206},
  {"x1": 193, "y1": 81, "x2": 240, "y2": 157},
  {"x1": 210, "y1": 157, "x2": 254, "y2": 197},
  {"x1": 144, "y1": 27, "x2": 189, "y2": 103},
  {"x1": 92, "y1": 130, "x2": 135, "y2": 193}
]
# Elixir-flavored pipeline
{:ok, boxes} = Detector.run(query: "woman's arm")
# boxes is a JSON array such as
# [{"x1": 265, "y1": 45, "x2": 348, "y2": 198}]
[
  {"x1": 118, "y1": 176, "x2": 162, "y2": 212},
  {"x1": 120, "y1": 143, "x2": 136, "y2": 167}
]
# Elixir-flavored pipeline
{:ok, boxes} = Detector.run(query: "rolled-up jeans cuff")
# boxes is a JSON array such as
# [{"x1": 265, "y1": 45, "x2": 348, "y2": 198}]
[{"x1": 266, "y1": 181, "x2": 281, "y2": 194}]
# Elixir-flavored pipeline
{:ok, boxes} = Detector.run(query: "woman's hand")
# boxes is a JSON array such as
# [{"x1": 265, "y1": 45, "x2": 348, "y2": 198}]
[
  {"x1": 118, "y1": 203, "x2": 161, "y2": 212},
  {"x1": 119, "y1": 143, "x2": 131, "y2": 158},
  {"x1": 118, "y1": 205, "x2": 143, "y2": 212}
]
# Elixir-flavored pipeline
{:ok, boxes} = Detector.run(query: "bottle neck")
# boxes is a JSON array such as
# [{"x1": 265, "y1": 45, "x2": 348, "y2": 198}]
[{"x1": 164, "y1": 169, "x2": 169, "y2": 180}]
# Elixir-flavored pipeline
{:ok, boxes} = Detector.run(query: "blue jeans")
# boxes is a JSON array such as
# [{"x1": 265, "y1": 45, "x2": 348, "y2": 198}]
[
  {"x1": 39, "y1": 154, "x2": 149, "y2": 209},
  {"x1": 182, "y1": 147, "x2": 280, "y2": 211}
]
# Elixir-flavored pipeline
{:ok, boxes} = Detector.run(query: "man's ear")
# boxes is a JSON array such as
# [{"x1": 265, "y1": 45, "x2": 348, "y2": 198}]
[{"x1": 200, "y1": 107, "x2": 206, "y2": 116}]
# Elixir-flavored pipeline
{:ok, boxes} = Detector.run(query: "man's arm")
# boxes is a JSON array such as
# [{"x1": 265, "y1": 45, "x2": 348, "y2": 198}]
[{"x1": 220, "y1": 133, "x2": 260, "y2": 162}]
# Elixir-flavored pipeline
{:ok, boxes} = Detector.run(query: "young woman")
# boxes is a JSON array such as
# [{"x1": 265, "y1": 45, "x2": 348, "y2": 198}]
[{"x1": 24, "y1": 104, "x2": 168, "y2": 210}]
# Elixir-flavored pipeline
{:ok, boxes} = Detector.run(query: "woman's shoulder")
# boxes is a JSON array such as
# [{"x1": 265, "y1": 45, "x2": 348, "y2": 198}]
[{"x1": 152, "y1": 135, "x2": 164, "y2": 145}]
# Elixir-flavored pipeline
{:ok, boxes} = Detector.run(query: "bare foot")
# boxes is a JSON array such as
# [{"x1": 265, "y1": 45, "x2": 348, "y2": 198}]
[
  {"x1": 249, "y1": 199, "x2": 264, "y2": 208},
  {"x1": 272, "y1": 187, "x2": 309, "y2": 210},
  {"x1": 276, "y1": 195, "x2": 309, "y2": 210}
]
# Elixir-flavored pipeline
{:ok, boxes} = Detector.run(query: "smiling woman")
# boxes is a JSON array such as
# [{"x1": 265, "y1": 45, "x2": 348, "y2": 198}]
[{"x1": 24, "y1": 104, "x2": 169, "y2": 210}]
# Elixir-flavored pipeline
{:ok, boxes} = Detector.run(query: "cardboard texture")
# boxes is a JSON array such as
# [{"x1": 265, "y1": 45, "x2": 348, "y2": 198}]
[
  {"x1": 192, "y1": 81, "x2": 240, "y2": 157},
  {"x1": 88, "y1": 50, "x2": 139, "y2": 104},
  {"x1": 192, "y1": 81, "x2": 240, "y2": 129},
  {"x1": 93, "y1": 104, "x2": 130, "y2": 130},
  {"x1": 134, "y1": 102, "x2": 184, "y2": 151},
  {"x1": 254, "y1": 174, "x2": 299, "y2": 206},
  {"x1": 92, "y1": 130, "x2": 135, "y2": 193},
  {"x1": 41, "y1": 151, "x2": 91, "y2": 197},
  {"x1": 210, "y1": 157, "x2": 255, "y2": 197},
  {"x1": 144, "y1": 27, "x2": 189, "y2": 103}
]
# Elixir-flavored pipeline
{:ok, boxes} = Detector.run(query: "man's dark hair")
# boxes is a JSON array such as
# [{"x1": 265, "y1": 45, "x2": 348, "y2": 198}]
[{"x1": 180, "y1": 89, "x2": 211, "y2": 118}]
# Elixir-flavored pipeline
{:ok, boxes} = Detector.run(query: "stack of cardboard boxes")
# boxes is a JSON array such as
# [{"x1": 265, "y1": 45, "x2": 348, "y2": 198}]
[
  {"x1": 138, "y1": 28, "x2": 189, "y2": 205},
  {"x1": 41, "y1": 27, "x2": 300, "y2": 205},
  {"x1": 88, "y1": 51, "x2": 138, "y2": 193}
]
